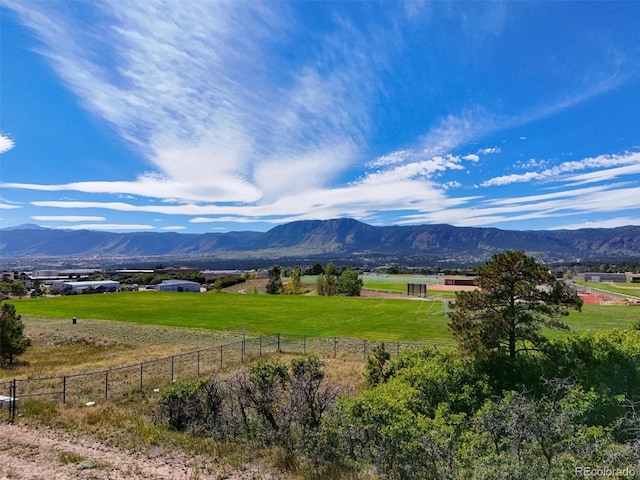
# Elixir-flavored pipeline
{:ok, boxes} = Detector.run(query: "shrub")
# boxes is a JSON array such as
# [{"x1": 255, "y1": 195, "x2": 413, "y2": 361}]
[
  {"x1": 365, "y1": 343, "x2": 390, "y2": 387},
  {"x1": 155, "y1": 377, "x2": 224, "y2": 433}
]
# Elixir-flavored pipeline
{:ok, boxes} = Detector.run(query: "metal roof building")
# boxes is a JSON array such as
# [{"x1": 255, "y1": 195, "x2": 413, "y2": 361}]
[
  {"x1": 51, "y1": 280, "x2": 120, "y2": 294},
  {"x1": 156, "y1": 279, "x2": 201, "y2": 292}
]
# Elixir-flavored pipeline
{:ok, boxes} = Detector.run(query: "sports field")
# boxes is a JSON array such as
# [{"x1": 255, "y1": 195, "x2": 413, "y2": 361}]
[{"x1": 12, "y1": 290, "x2": 640, "y2": 344}]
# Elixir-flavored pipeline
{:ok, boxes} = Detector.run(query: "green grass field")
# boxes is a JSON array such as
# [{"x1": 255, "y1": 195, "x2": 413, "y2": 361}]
[{"x1": 12, "y1": 291, "x2": 640, "y2": 344}]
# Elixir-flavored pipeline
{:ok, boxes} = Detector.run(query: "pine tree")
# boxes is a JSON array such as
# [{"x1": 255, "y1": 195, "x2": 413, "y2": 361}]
[
  {"x1": 0, "y1": 302, "x2": 31, "y2": 366},
  {"x1": 448, "y1": 251, "x2": 582, "y2": 359}
]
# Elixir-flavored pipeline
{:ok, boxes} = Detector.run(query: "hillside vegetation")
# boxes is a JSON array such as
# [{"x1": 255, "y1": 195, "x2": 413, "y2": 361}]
[{"x1": 4, "y1": 218, "x2": 640, "y2": 263}]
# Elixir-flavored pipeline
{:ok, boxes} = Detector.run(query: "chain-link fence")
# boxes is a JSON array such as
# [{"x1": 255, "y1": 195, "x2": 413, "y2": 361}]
[{"x1": 1, "y1": 333, "x2": 427, "y2": 421}]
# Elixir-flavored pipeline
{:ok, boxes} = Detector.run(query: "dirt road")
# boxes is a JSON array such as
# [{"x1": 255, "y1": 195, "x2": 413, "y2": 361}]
[{"x1": 0, "y1": 423, "x2": 276, "y2": 480}]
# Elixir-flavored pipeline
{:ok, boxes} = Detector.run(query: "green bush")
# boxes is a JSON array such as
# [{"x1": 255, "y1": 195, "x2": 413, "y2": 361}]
[
  {"x1": 364, "y1": 343, "x2": 390, "y2": 387},
  {"x1": 155, "y1": 377, "x2": 224, "y2": 433}
]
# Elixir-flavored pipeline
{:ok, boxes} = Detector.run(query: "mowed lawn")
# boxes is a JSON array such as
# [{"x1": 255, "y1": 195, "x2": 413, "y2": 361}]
[
  {"x1": 15, "y1": 292, "x2": 454, "y2": 343},
  {"x1": 12, "y1": 291, "x2": 640, "y2": 344}
]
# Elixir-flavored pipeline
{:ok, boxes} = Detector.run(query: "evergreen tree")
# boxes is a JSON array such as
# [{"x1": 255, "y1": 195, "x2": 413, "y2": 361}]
[
  {"x1": 0, "y1": 302, "x2": 31, "y2": 366},
  {"x1": 337, "y1": 267, "x2": 363, "y2": 296},
  {"x1": 266, "y1": 265, "x2": 283, "y2": 294},
  {"x1": 316, "y1": 263, "x2": 338, "y2": 296},
  {"x1": 448, "y1": 251, "x2": 582, "y2": 359}
]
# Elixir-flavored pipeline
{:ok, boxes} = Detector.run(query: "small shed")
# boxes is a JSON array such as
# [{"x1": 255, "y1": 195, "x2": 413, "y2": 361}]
[{"x1": 156, "y1": 279, "x2": 201, "y2": 292}]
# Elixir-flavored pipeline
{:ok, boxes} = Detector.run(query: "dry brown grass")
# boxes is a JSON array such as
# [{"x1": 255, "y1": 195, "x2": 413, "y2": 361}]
[
  {"x1": 3, "y1": 315, "x2": 374, "y2": 479},
  {"x1": 1, "y1": 316, "x2": 244, "y2": 381}
]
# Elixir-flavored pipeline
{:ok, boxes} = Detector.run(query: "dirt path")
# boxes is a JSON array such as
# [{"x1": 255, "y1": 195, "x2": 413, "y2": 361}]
[{"x1": 0, "y1": 423, "x2": 276, "y2": 480}]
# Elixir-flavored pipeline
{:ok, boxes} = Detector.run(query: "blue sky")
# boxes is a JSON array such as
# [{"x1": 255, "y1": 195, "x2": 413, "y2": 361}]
[{"x1": 1, "y1": 1, "x2": 639, "y2": 234}]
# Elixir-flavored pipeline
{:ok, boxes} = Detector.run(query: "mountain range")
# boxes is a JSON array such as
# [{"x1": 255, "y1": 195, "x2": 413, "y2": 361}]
[{"x1": 2, "y1": 219, "x2": 640, "y2": 266}]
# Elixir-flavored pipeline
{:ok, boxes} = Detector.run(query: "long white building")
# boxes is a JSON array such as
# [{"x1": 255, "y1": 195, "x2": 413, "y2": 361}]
[{"x1": 50, "y1": 280, "x2": 119, "y2": 294}]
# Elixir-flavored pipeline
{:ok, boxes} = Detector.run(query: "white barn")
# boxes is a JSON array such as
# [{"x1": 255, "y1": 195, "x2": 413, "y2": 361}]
[{"x1": 156, "y1": 279, "x2": 201, "y2": 292}]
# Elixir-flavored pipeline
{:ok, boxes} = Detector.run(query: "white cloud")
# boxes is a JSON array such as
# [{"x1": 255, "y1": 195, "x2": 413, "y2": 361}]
[
  {"x1": 0, "y1": 134, "x2": 15, "y2": 154},
  {"x1": 50, "y1": 223, "x2": 155, "y2": 231},
  {"x1": 396, "y1": 183, "x2": 640, "y2": 228},
  {"x1": 161, "y1": 226, "x2": 186, "y2": 231},
  {"x1": 29, "y1": 172, "x2": 472, "y2": 225},
  {"x1": 420, "y1": 108, "x2": 497, "y2": 156},
  {"x1": 477, "y1": 147, "x2": 501, "y2": 155},
  {"x1": 442, "y1": 181, "x2": 462, "y2": 189},
  {"x1": 190, "y1": 216, "x2": 264, "y2": 224},
  {"x1": 4, "y1": 1, "x2": 636, "y2": 231},
  {"x1": 367, "y1": 150, "x2": 412, "y2": 168},
  {"x1": 487, "y1": 184, "x2": 614, "y2": 206},
  {"x1": 564, "y1": 162, "x2": 640, "y2": 185},
  {"x1": 482, "y1": 151, "x2": 640, "y2": 187},
  {"x1": 482, "y1": 171, "x2": 543, "y2": 187},
  {"x1": 549, "y1": 217, "x2": 640, "y2": 230},
  {"x1": 0, "y1": 203, "x2": 21, "y2": 210},
  {"x1": 31, "y1": 215, "x2": 105, "y2": 222},
  {"x1": 4, "y1": 0, "x2": 382, "y2": 206}
]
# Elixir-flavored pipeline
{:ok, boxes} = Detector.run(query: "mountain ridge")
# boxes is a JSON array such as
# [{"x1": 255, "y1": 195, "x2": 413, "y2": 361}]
[{"x1": 2, "y1": 218, "x2": 640, "y2": 264}]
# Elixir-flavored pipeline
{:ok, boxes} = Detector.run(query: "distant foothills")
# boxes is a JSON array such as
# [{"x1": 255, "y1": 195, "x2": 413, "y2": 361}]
[{"x1": 1, "y1": 218, "x2": 640, "y2": 268}]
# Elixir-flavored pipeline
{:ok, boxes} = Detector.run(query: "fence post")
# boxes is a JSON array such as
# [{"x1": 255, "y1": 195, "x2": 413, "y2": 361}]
[
  {"x1": 242, "y1": 329, "x2": 246, "y2": 363},
  {"x1": 303, "y1": 336, "x2": 307, "y2": 355},
  {"x1": 397, "y1": 342, "x2": 400, "y2": 357},
  {"x1": 363, "y1": 340, "x2": 368, "y2": 360},
  {"x1": 259, "y1": 336, "x2": 262, "y2": 357},
  {"x1": 139, "y1": 363, "x2": 143, "y2": 391},
  {"x1": 277, "y1": 333, "x2": 281, "y2": 352},
  {"x1": 63, "y1": 376, "x2": 67, "y2": 404},
  {"x1": 197, "y1": 350, "x2": 201, "y2": 377},
  {"x1": 220, "y1": 345, "x2": 223, "y2": 369},
  {"x1": 334, "y1": 337, "x2": 337, "y2": 358},
  {"x1": 10, "y1": 379, "x2": 16, "y2": 423},
  {"x1": 171, "y1": 356, "x2": 175, "y2": 382},
  {"x1": 105, "y1": 370, "x2": 109, "y2": 400}
]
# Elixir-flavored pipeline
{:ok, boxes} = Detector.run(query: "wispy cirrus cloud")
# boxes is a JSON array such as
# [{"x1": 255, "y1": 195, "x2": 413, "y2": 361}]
[
  {"x1": 482, "y1": 151, "x2": 640, "y2": 187},
  {"x1": 190, "y1": 216, "x2": 263, "y2": 224},
  {"x1": 45, "y1": 223, "x2": 155, "y2": 231},
  {"x1": 550, "y1": 217, "x2": 640, "y2": 230},
  {"x1": 160, "y1": 226, "x2": 187, "y2": 231},
  {"x1": 4, "y1": 0, "x2": 382, "y2": 205},
  {"x1": 3, "y1": 0, "x2": 638, "y2": 232},
  {"x1": 400, "y1": 183, "x2": 640, "y2": 228},
  {"x1": 31, "y1": 215, "x2": 106, "y2": 222},
  {"x1": 0, "y1": 204, "x2": 21, "y2": 210}
]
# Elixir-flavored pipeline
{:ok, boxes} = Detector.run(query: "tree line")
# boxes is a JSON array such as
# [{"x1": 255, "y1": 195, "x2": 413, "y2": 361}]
[{"x1": 266, "y1": 263, "x2": 363, "y2": 297}]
